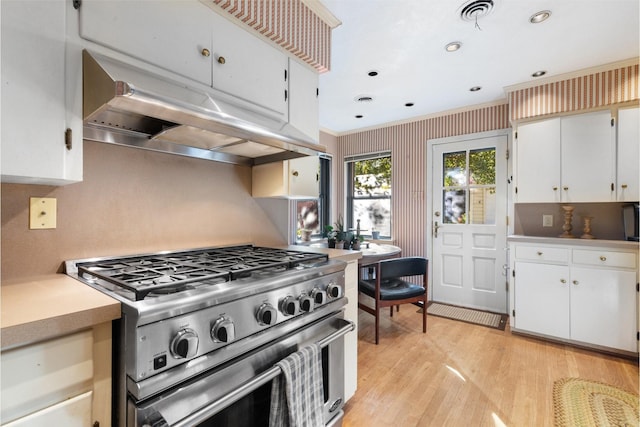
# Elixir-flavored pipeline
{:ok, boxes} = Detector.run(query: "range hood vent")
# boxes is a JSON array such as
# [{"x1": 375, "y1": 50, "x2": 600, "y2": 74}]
[{"x1": 82, "y1": 50, "x2": 324, "y2": 166}]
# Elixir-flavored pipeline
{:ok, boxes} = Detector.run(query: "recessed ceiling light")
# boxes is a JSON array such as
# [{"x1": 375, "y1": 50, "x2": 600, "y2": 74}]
[
  {"x1": 530, "y1": 10, "x2": 551, "y2": 24},
  {"x1": 367, "y1": 70, "x2": 379, "y2": 77},
  {"x1": 445, "y1": 42, "x2": 462, "y2": 52},
  {"x1": 405, "y1": 102, "x2": 414, "y2": 107},
  {"x1": 355, "y1": 115, "x2": 363, "y2": 118},
  {"x1": 355, "y1": 95, "x2": 374, "y2": 102},
  {"x1": 531, "y1": 70, "x2": 547, "y2": 77},
  {"x1": 469, "y1": 86, "x2": 482, "y2": 92}
]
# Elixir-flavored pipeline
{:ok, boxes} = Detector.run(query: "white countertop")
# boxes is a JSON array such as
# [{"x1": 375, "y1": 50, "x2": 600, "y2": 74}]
[{"x1": 508, "y1": 235, "x2": 639, "y2": 250}]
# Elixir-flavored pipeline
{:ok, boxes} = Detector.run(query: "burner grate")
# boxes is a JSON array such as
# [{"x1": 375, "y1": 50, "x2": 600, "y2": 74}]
[{"x1": 75, "y1": 245, "x2": 328, "y2": 301}]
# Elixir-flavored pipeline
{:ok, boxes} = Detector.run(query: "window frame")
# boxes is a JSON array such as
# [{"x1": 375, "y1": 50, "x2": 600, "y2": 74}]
[
  {"x1": 293, "y1": 154, "x2": 332, "y2": 242},
  {"x1": 345, "y1": 151, "x2": 392, "y2": 238}
]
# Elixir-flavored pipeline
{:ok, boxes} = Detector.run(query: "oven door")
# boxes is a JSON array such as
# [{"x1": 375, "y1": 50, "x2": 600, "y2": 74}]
[{"x1": 130, "y1": 313, "x2": 354, "y2": 427}]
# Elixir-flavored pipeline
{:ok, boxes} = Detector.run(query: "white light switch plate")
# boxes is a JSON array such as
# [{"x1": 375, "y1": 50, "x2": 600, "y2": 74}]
[{"x1": 542, "y1": 214, "x2": 553, "y2": 227}]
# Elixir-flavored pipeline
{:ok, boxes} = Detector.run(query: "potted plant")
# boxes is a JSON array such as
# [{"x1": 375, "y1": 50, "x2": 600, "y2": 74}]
[
  {"x1": 351, "y1": 233, "x2": 365, "y2": 250},
  {"x1": 334, "y1": 216, "x2": 346, "y2": 249},
  {"x1": 324, "y1": 225, "x2": 337, "y2": 248}
]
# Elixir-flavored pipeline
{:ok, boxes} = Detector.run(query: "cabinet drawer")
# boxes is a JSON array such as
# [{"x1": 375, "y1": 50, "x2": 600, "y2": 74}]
[
  {"x1": 514, "y1": 246, "x2": 569, "y2": 263},
  {"x1": 572, "y1": 249, "x2": 637, "y2": 269}
]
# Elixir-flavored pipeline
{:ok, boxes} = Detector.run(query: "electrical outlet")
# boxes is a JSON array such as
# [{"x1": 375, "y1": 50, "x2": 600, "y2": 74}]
[
  {"x1": 542, "y1": 214, "x2": 553, "y2": 227},
  {"x1": 30, "y1": 197, "x2": 57, "y2": 229}
]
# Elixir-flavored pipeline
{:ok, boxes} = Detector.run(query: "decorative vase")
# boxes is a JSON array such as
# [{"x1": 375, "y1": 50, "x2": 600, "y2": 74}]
[
  {"x1": 559, "y1": 205, "x2": 576, "y2": 238},
  {"x1": 335, "y1": 241, "x2": 345, "y2": 249},
  {"x1": 352, "y1": 240, "x2": 361, "y2": 250},
  {"x1": 581, "y1": 216, "x2": 595, "y2": 239},
  {"x1": 328, "y1": 239, "x2": 336, "y2": 248},
  {"x1": 300, "y1": 229, "x2": 312, "y2": 242},
  {"x1": 372, "y1": 231, "x2": 380, "y2": 240}
]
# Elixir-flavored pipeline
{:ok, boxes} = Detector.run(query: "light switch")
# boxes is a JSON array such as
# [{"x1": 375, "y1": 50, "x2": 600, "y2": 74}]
[
  {"x1": 30, "y1": 197, "x2": 57, "y2": 229},
  {"x1": 542, "y1": 214, "x2": 553, "y2": 227}
]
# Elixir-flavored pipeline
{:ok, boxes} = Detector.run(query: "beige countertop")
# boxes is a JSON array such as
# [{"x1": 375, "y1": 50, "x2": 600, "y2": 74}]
[{"x1": 1, "y1": 274, "x2": 121, "y2": 350}]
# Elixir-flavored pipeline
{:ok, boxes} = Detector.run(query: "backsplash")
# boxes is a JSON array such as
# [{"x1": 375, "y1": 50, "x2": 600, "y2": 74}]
[
  {"x1": 1, "y1": 141, "x2": 286, "y2": 281},
  {"x1": 514, "y1": 202, "x2": 631, "y2": 240}
]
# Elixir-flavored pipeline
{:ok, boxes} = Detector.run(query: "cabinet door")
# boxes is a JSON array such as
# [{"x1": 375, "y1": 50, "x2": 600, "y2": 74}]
[
  {"x1": 617, "y1": 107, "x2": 640, "y2": 201},
  {"x1": 288, "y1": 156, "x2": 320, "y2": 197},
  {"x1": 211, "y1": 13, "x2": 288, "y2": 119},
  {"x1": 514, "y1": 261, "x2": 570, "y2": 339},
  {"x1": 79, "y1": 0, "x2": 213, "y2": 85},
  {"x1": 515, "y1": 119, "x2": 561, "y2": 202},
  {"x1": 3, "y1": 391, "x2": 92, "y2": 427},
  {"x1": 1, "y1": 0, "x2": 82, "y2": 185},
  {"x1": 289, "y1": 59, "x2": 319, "y2": 142},
  {"x1": 570, "y1": 267, "x2": 637, "y2": 352},
  {"x1": 561, "y1": 111, "x2": 615, "y2": 202}
]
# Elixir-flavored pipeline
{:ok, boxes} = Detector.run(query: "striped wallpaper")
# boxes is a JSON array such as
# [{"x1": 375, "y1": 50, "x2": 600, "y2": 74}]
[
  {"x1": 209, "y1": 0, "x2": 333, "y2": 72},
  {"x1": 508, "y1": 63, "x2": 639, "y2": 121},
  {"x1": 336, "y1": 104, "x2": 510, "y2": 258}
]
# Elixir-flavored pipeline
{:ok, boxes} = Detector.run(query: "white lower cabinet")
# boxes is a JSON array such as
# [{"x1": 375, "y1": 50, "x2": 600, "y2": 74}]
[
  {"x1": 511, "y1": 241, "x2": 638, "y2": 354},
  {"x1": 343, "y1": 260, "x2": 358, "y2": 401},
  {"x1": 0, "y1": 324, "x2": 112, "y2": 426}
]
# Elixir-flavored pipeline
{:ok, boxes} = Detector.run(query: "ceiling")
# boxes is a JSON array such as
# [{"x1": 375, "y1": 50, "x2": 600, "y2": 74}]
[{"x1": 317, "y1": 0, "x2": 640, "y2": 134}]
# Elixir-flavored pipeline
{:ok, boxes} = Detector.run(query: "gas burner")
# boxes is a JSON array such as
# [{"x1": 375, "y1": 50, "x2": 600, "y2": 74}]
[{"x1": 75, "y1": 245, "x2": 328, "y2": 301}]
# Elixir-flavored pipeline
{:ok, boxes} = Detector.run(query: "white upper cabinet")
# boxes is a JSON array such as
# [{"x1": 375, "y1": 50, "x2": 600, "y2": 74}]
[
  {"x1": 515, "y1": 111, "x2": 615, "y2": 203},
  {"x1": 78, "y1": 0, "x2": 213, "y2": 86},
  {"x1": 1, "y1": 0, "x2": 83, "y2": 185},
  {"x1": 560, "y1": 111, "x2": 615, "y2": 202},
  {"x1": 78, "y1": 0, "x2": 287, "y2": 120},
  {"x1": 210, "y1": 12, "x2": 288, "y2": 119},
  {"x1": 252, "y1": 156, "x2": 319, "y2": 198},
  {"x1": 288, "y1": 59, "x2": 320, "y2": 142},
  {"x1": 617, "y1": 106, "x2": 640, "y2": 202},
  {"x1": 514, "y1": 118, "x2": 561, "y2": 202}
]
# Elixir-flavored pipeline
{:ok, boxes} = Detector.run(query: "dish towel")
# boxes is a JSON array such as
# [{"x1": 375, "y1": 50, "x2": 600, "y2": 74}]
[{"x1": 269, "y1": 343, "x2": 324, "y2": 427}]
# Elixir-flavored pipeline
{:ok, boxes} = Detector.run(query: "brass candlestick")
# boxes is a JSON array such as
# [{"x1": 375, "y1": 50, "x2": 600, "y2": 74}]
[
  {"x1": 559, "y1": 205, "x2": 576, "y2": 238},
  {"x1": 581, "y1": 216, "x2": 595, "y2": 239}
]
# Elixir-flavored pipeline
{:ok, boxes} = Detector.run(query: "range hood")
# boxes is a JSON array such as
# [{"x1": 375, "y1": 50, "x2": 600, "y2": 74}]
[{"x1": 82, "y1": 50, "x2": 324, "y2": 166}]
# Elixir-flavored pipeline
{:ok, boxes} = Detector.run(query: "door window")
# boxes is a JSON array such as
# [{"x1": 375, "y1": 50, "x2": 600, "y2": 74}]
[{"x1": 442, "y1": 148, "x2": 496, "y2": 225}]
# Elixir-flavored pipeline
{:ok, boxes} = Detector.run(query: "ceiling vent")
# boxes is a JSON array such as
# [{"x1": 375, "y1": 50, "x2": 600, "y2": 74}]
[{"x1": 459, "y1": 0, "x2": 495, "y2": 22}]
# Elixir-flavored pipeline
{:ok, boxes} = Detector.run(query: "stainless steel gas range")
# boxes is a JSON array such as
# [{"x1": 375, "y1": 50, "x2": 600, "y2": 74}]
[{"x1": 65, "y1": 245, "x2": 353, "y2": 427}]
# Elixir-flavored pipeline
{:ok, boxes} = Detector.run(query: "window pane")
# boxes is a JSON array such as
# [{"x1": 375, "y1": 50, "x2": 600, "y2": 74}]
[
  {"x1": 469, "y1": 187, "x2": 496, "y2": 224},
  {"x1": 354, "y1": 199, "x2": 391, "y2": 236},
  {"x1": 443, "y1": 189, "x2": 466, "y2": 224},
  {"x1": 469, "y1": 148, "x2": 495, "y2": 185},
  {"x1": 443, "y1": 151, "x2": 466, "y2": 187},
  {"x1": 354, "y1": 158, "x2": 391, "y2": 197}
]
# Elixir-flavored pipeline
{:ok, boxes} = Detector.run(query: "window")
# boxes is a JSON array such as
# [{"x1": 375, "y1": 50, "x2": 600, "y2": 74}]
[
  {"x1": 346, "y1": 153, "x2": 391, "y2": 238},
  {"x1": 295, "y1": 155, "x2": 331, "y2": 241},
  {"x1": 442, "y1": 148, "x2": 496, "y2": 224}
]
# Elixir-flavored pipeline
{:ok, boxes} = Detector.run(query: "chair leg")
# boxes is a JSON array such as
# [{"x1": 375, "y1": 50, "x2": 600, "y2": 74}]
[
  {"x1": 375, "y1": 302, "x2": 380, "y2": 345},
  {"x1": 389, "y1": 306, "x2": 393, "y2": 317},
  {"x1": 422, "y1": 295, "x2": 427, "y2": 333}
]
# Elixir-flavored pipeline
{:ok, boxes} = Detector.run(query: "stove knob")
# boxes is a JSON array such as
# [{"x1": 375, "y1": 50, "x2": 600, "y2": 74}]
[
  {"x1": 299, "y1": 295, "x2": 315, "y2": 312},
  {"x1": 310, "y1": 288, "x2": 327, "y2": 305},
  {"x1": 327, "y1": 283, "x2": 342, "y2": 299},
  {"x1": 280, "y1": 296, "x2": 299, "y2": 316},
  {"x1": 211, "y1": 317, "x2": 235, "y2": 343},
  {"x1": 170, "y1": 328, "x2": 199, "y2": 359},
  {"x1": 256, "y1": 303, "x2": 278, "y2": 326}
]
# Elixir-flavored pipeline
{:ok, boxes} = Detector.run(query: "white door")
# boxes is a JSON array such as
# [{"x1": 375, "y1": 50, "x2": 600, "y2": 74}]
[{"x1": 430, "y1": 133, "x2": 508, "y2": 313}]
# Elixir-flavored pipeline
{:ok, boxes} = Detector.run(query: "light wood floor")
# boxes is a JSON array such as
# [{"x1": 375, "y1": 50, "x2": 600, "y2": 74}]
[{"x1": 343, "y1": 306, "x2": 639, "y2": 427}]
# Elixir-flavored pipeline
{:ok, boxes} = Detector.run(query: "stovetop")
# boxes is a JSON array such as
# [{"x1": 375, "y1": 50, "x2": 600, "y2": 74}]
[{"x1": 70, "y1": 245, "x2": 328, "y2": 301}]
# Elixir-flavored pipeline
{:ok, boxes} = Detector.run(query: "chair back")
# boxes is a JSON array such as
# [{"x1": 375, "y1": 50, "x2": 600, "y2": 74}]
[{"x1": 378, "y1": 257, "x2": 427, "y2": 280}]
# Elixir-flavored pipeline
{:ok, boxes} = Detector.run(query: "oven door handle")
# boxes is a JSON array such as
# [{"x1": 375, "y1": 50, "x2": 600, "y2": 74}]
[{"x1": 169, "y1": 318, "x2": 354, "y2": 427}]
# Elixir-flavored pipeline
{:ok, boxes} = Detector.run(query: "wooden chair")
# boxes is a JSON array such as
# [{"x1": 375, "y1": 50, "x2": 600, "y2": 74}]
[{"x1": 358, "y1": 257, "x2": 428, "y2": 344}]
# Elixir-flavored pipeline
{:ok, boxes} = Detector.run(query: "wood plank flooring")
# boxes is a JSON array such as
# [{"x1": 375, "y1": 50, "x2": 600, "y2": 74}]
[{"x1": 343, "y1": 306, "x2": 639, "y2": 427}]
